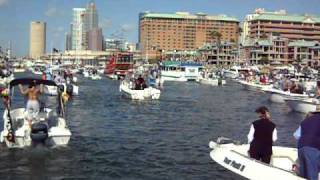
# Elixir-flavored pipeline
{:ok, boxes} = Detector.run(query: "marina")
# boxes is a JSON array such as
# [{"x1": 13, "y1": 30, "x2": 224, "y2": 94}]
[
  {"x1": 1, "y1": 0, "x2": 320, "y2": 179},
  {"x1": 0, "y1": 71, "x2": 306, "y2": 179}
]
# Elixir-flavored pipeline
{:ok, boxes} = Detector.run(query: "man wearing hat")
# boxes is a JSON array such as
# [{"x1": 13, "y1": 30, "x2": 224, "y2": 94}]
[
  {"x1": 293, "y1": 104, "x2": 320, "y2": 180},
  {"x1": 247, "y1": 106, "x2": 277, "y2": 164}
]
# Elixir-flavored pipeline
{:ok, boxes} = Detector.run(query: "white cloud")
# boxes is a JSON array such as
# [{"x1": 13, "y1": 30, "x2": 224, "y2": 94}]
[
  {"x1": 45, "y1": 7, "x2": 64, "y2": 17},
  {"x1": 121, "y1": 24, "x2": 134, "y2": 33},
  {"x1": 45, "y1": 7, "x2": 57, "y2": 17},
  {"x1": 100, "y1": 18, "x2": 112, "y2": 29},
  {"x1": 0, "y1": 0, "x2": 8, "y2": 6}
]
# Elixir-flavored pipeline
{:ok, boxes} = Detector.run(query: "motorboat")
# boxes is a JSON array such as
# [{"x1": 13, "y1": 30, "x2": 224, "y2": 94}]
[
  {"x1": 0, "y1": 78, "x2": 72, "y2": 148},
  {"x1": 45, "y1": 83, "x2": 79, "y2": 96},
  {"x1": 160, "y1": 61, "x2": 203, "y2": 82},
  {"x1": 197, "y1": 73, "x2": 226, "y2": 86},
  {"x1": 239, "y1": 80, "x2": 273, "y2": 91},
  {"x1": 285, "y1": 98, "x2": 319, "y2": 113},
  {"x1": 119, "y1": 79, "x2": 161, "y2": 100},
  {"x1": 90, "y1": 74, "x2": 102, "y2": 80},
  {"x1": 209, "y1": 137, "x2": 305, "y2": 180},
  {"x1": 223, "y1": 66, "x2": 251, "y2": 79},
  {"x1": 0, "y1": 74, "x2": 14, "y2": 85},
  {"x1": 262, "y1": 87, "x2": 309, "y2": 103}
]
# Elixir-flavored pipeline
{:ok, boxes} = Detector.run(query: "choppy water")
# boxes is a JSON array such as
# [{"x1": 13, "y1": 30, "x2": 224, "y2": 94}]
[{"x1": 0, "y1": 73, "x2": 305, "y2": 179}]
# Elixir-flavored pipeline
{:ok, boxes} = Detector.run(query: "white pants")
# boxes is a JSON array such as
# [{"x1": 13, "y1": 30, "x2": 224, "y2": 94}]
[{"x1": 26, "y1": 100, "x2": 39, "y2": 120}]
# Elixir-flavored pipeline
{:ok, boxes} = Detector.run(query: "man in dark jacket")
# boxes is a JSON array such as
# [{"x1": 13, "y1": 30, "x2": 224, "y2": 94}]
[
  {"x1": 247, "y1": 106, "x2": 277, "y2": 164},
  {"x1": 294, "y1": 105, "x2": 320, "y2": 180}
]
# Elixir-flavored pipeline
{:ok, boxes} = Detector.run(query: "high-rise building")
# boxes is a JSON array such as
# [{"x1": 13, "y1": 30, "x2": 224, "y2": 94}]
[
  {"x1": 69, "y1": 1, "x2": 103, "y2": 51},
  {"x1": 139, "y1": 12, "x2": 239, "y2": 59},
  {"x1": 86, "y1": 1, "x2": 98, "y2": 30},
  {"x1": 88, "y1": 28, "x2": 103, "y2": 51},
  {"x1": 65, "y1": 33, "x2": 72, "y2": 51},
  {"x1": 29, "y1": 21, "x2": 46, "y2": 59},
  {"x1": 71, "y1": 8, "x2": 87, "y2": 50},
  {"x1": 247, "y1": 9, "x2": 320, "y2": 41}
]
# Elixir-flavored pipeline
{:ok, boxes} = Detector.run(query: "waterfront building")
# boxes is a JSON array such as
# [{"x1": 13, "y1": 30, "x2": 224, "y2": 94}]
[
  {"x1": 247, "y1": 9, "x2": 320, "y2": 41},
  {"x1": 29, "y1": 21, "x2": 46, "y2": 59},
  {"x1": 241, "y1": 36, "x2": 320, "y2": 65},
  {"x1": 198, "y1": 41, "x2": 239, "y2": 65},
  {"x1": 242, "y1": 8, "x2": 287, "y2": 43},
  {"x1": 139, "y1": 12, "x2": 239, "y2": 60},
  {"x1": 71, "y1": 8, "x2": 87, "y2": 50}
]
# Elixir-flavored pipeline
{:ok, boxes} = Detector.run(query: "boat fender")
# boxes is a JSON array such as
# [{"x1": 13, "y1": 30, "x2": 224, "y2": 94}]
[{"x1": 30, "y1": 122, "x2": 48, "y2": 143}]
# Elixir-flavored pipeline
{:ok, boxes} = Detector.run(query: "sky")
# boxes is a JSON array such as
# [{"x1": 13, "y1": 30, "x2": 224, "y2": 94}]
[{"x1": 0, "y1": 0, "x2": 319, "y2": 56}]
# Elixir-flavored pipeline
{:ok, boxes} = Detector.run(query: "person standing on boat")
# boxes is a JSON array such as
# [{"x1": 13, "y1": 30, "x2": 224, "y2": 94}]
[
  {"x1": 247, "y1": 106, "x2": 277, "y2": 164},
  {"x1": 294, "y1": 107, "x2": 320, "y2": 180},
  {"x1": 18, "y1": 81, "x2": 44, "y2": 124}
]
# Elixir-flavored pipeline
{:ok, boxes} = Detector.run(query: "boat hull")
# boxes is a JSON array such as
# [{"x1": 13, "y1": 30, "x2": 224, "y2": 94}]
[
  {"x1": 285, "y1": 99, "x2": 317, "y2": 113},
  {"x1": 209, "y1": 140, "x2": 305, "y2": 180},
  {"x1": 120, "y1": 82, "x2": 161, "y2": 100}
]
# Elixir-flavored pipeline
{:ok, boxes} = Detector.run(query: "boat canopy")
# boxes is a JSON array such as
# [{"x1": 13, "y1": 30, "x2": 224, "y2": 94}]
[
  {"x1": 161, "y1": 61, "x2": 203, "y2": 67},
  {"x1": 9, "y1": 78, "x2": 57, "y2": 89}
]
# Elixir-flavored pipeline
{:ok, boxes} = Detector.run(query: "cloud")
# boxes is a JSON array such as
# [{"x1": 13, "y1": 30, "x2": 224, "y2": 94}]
[
  {"x1": 120, "y1": 24, "x2": 135, "y2": 33},
  {"x1": 100, "y1": 18, "x2": 112, "y2": 29},
  {"x1": 45, "y1": 7, "x2": 64, "y2": 17},
  {"x1": 0, "y1": 0, "x2": 8, "y2": 6}
]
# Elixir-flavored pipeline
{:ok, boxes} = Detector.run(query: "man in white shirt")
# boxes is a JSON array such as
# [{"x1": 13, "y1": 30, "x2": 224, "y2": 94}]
[{"x1": 247, "y1": 106, "x2": 277, "y2": 164}]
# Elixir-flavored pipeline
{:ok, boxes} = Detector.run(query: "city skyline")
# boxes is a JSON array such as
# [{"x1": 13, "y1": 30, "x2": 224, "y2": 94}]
[{"x1": 0, "y1": 0, "x2": 319, "y2": 56}]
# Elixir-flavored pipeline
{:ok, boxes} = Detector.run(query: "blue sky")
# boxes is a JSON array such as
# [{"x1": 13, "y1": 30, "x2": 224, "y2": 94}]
[{"x1": 0, "y1": 0, "x2": 319, "y2": 56}]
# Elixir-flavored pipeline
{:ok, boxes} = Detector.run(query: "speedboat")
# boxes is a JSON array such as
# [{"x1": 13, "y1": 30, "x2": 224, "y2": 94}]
[
  {"x1": 262, "y1": 87, "x2": 309, "y2": 103},
  {"x1": 90, "y1": 74, "x2": 102, "y2": 80},
  {"x1": 209, "y1": 137, "x2": 305, "y2": 180},
  {"x1": 285, "y1": 98, "x2": 318, "y2": 113},
  {"x1": 0, "y1": 74, "x2": 14, "y2": 85},
  {"x1": 119, "y1": 80, "x2": 161, "y2": 100},
  {"x1": 45, "y1": 83, "x2": 79, "y2": 96},
  {"x1": 197, "y1": 76, "x2": 226, "y2": 86},
  {"x1": 0, "y1": 78, "x2": 72, "y2": 148},
  {"x1": 239, "y1": 80, "x2": 273, "y2": 91}
]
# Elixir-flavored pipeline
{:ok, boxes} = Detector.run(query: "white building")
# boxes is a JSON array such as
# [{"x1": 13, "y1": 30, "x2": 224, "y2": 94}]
[{"x1": 71, "y1": 8, "x2": 87, "y2": 50}]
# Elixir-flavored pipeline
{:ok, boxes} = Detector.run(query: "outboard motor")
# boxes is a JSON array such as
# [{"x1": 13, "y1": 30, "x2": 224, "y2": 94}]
[
  {"x1": 30, "y1": 122, "x2": 48, "y2": 144},
  {"x1": 66, "y1": 84, "x2": 73, "y2": 96}
]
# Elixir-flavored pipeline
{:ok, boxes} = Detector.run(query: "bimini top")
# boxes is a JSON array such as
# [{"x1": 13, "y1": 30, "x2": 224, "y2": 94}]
[
  {"x1": 161, "y1": 61, "x2": 203, "y2": 67},
  {"x1": 9, "y1": 78, "x2": 57, "y2": 89}
]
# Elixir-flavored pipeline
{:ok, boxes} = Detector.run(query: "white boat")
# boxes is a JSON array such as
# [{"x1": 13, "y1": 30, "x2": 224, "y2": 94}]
[
  {"x1": 209, "y1": 137, "x2": 305, "y2": 180},
  {"x1": 119, "y1": 80, "x2": 161, "y2": 100},
  {"x1": 160, "y1": 61, "x2": 203, "y2": 82},
  {"x1": 263, "y1": 88, "x2": 309, "y2": 103},
  {"x1": 90, "y1": 74, "x2": 102, "y2": 80},
  {"x1": 197, "y1": 76, "x2": 226, "y2": 86},
  {"x1": 239, "y1": 80, "x2": 273, "y2": 91},
  {"x1": 45, "y1": 84, "x2": 79, "y2": 96},
  {"x1": 285, "y1": 98, "x2": 318, "y2": 113},
  {"x1": 83, "y1": 71, "x2": 89, "y2": 78},
  {"x1": 223, "y1": 66, "x2": 251, "y2": 79},
  {"x1": 0, "y1": 78, "x2": 72, "y2": 148},
  {"x1": 0, "y1": 74, "x2": 14, "y2": 85}
]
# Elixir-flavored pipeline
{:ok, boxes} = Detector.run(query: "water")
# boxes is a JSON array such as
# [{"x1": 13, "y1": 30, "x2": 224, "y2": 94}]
[{"x1": 0, "y1": 74, "x2": 305, "y2": 179}]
